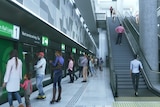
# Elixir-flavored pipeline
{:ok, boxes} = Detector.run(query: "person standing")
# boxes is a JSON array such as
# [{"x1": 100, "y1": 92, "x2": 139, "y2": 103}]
[
  {"x1": 78, "y1": 55, "x2": 84, "y2": 77},
  {"x1": 89, "y1": 56, "x2": 96, "y2": 77},
  {"x1": 34, "y1": 52, "x2": 46, "y2": 99},
  {"x1": 130, "y1": 54, "x2": 143, "y2": 96},
  {"x1": 21, "y1": 73, "x2": 32, "y2": 107},
  {"x1": 81, "y1": 54, "x2": 88, "y2": 82},
  {"x1": 50, "y1": 51, "x2": 64, "y2": 104},
  {"x1": 3, "y1": 49, "x2": 24, "y2": 107},
  {"x1": 99, "y1": 57, "x2": 104, "y2": 71},
  {"x1": 115, "y1": 24, "x2": 125, "y2": 45}
]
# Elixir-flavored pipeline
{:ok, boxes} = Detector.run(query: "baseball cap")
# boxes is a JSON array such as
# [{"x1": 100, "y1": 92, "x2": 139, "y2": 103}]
[{"x1": 38, "y1": 52, "x2": 44, "y2": 57}]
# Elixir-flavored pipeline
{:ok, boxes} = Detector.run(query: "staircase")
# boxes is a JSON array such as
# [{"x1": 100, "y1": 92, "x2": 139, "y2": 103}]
[{"x1": 107, "y1": 17, "x2": 153, "y2": 97}]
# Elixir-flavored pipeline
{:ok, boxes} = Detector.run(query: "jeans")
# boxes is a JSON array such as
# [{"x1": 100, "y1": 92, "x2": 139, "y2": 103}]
[
  {"x1": 78, "y1": 66, "x2": 83, "y2": 77},
  {"x1": 131, "y1": 73, "x2": 140, "y2": 92},
  {"x1": 90, "y1": 66, "x2": 96, "y2": 76},
  {"x1": 53, "y1": 70, "x2": 62, "y2": 88},
  {"x1": 36, "y1": 74, "x2": 45, "y2": 96},
  {"x1": 8, "y1": 92, "x2": 22, "y2": 106}
]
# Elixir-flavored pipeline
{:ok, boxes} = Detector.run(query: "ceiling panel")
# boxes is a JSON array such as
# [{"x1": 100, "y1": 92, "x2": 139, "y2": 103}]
[{"x1": 75, "y1": 0, "x2": 98, "y2": 34}]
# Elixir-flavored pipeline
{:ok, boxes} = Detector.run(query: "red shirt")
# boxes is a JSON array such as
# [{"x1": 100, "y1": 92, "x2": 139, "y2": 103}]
[{"x1": 21, "y1": 79, "x2": 32, "y2": 91}]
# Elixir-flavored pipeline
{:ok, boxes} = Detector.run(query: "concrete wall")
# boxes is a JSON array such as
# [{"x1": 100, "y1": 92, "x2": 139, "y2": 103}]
[{"x1": 16, "y1": 0, "x2": 96, "y2": 53}]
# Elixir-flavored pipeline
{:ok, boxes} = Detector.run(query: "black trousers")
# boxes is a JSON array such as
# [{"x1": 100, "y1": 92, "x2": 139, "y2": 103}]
[
  {"x1": 68, "y1": 69, "x2": 74, "y2": 82},
  {"x1": 116, "y1": 33, "x2": 122, "y2": 44},
  {"x1": 131, "y1": 73, "x2": 140, "y2": 92}
]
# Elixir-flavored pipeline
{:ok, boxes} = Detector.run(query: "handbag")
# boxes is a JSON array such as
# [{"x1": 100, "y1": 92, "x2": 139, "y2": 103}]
[
  {"x1": 52, "y1": 62, "x2": 63, "y2": 70},
  {"x1": 52, "y1": 60, "x2": 63, "y2": 70}
]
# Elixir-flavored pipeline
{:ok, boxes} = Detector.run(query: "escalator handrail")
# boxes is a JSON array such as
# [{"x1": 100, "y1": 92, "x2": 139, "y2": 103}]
[
  {"x1": 119, "y1": 11, "x2": 158, "y2": 72},
  {"x1": 125, "y1": 17, "x2": 159, "y2": 73},
  {"x1": 106, "y1": 16, "x2": 118, "y2": 97},
  {"x1": 118, "y1": 13, "x2": 160, "y2": 96}
]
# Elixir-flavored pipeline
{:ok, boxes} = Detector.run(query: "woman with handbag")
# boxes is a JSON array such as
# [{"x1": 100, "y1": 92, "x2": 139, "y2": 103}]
[{"x1": 49, "y1": 51, "x2": 64, "y2": 104}]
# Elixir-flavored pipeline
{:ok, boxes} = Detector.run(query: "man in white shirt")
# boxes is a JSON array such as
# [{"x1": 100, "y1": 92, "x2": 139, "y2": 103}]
[
  {"x1": 130, "y1": 54, "x2": 143, "y2": 96},
  {"x1": 34, "y1": 52, "x2": 46, "y2": 99}
]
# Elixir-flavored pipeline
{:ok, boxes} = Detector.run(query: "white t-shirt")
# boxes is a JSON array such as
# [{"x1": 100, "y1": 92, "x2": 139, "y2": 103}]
[
  {"x1": 34, "y1": 57, "x2": 46, "y2": 75},
  {"x1": 130, "y1": 59, "x2": 143, "y2": 73}
]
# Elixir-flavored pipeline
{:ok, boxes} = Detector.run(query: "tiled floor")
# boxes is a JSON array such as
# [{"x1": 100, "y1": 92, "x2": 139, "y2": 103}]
[{"x1": 1, "y1": 67, "x2": 114, "y2": 107}]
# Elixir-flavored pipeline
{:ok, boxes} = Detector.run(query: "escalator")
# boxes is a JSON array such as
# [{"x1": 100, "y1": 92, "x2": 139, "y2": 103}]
[
  {"x1": 125, "y1": 15, "x2": 160, "y2": 69},
  {"x1": 107, "y1": 17, "x2": 160, "y2": 100}
]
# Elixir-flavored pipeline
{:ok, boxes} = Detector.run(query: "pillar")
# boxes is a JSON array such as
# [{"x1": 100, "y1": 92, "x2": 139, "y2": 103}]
[
  {"x1": 139, "y1": 0, "x2": 158, "y2": 71},
  {"x1": 117, "y1": 0, "x2": 123, "y2": 15}
]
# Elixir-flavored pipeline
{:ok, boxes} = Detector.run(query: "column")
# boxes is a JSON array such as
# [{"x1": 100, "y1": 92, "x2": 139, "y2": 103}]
[
  {"x1": 117, "y1": 0, "x2": 123, "y2": 15},
  {"x1": 139, "y1": 0, "x2": 158, "y2": 71},
  {"x1": 98, "y1": 28, "x2": 107, "y2": 66}
]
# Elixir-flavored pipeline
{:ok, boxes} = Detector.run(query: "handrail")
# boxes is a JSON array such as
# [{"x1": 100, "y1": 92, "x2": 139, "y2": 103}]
[
  {"x1": 121, "y1": 11, "x2": 159, "y2": 73},
  {"x1": 106, "y1": 16, "x2": 118, "y2": 97},
  {"x1": 119, "y1": 13, "x2": 160, "y2": 96},
  {"x1": 124, "y1": 17, "x2": 159, "y2": 73}
]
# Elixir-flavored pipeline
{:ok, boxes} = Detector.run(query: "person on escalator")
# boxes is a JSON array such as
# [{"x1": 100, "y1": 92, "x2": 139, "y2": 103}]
[
  {"x1": 115, "y1": 24, "x2": 125, "y2": 45},
  {"x1": 130, "y1": 54, "x2": 143, "y2": 96},
  {"x1": 110, "y1": 6, "x2": 113, "y2": 17}
]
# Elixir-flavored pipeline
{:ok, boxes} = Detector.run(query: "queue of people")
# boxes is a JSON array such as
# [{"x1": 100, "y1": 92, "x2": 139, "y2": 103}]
[{"x1": 2, "y1": 49, "x2": 104, "y2": 106}]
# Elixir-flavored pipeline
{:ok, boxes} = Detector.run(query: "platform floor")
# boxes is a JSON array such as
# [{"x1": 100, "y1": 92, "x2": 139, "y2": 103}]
[{"x1": 1, "y1": 67, "x2": 114, "y2": 107}]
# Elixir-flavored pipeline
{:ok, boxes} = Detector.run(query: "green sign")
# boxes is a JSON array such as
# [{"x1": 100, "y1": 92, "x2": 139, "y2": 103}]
[
  {"x1": 0, "y1": 20, "x2": 20, "y2": 40},
  {"x1": 61, "y1": 44, "x2": 65, "y2": 51},
  {"x1": 72, "y1": 48, "x2": 76, "y2": 53},
  {"x1": 42, "y1": 36, "x2": 48, "y2": 46}
]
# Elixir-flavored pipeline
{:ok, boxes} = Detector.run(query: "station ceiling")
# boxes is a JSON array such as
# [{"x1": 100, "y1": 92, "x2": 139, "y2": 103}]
[{"x1": 75, "y1": 0, "x2": 98, "y2": 35}]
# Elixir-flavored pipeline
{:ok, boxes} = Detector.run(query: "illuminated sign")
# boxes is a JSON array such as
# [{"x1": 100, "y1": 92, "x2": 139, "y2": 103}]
[
  {"x1": 42, "y1": 36, "x2": 48, "y2": 46},
  {"x1": 61, "y1": 44, "x2": 65, "y2": 51},
  {"x1": 0, "y1": 20, "x2": 20, "y2": 40},
  {"x1": 80, "y1": 51, "x2": 82, "y2": 54},
  {"x1": 72, "y1": 48, "x2": 76, "y2": 53}
]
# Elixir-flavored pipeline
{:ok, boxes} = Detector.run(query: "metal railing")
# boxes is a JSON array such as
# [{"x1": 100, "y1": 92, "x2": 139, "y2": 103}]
[
  {"x1": 119, "y1": 13, "x2": 160, "y2": 96},
  {"x1": 106, "y1": 16, "x2": 118, "y2": 97}
]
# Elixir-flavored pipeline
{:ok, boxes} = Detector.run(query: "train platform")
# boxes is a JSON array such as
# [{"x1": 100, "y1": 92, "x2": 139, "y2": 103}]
[{"x1": 1, "y1": 67, "x2": 114, "y2": 107}]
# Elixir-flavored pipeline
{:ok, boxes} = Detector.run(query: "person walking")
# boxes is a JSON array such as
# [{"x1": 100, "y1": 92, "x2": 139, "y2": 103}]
[
  {"x1": 68, "y1": 56, "x2": 74, "y2": 83},
  {"x1": 34, "y1": 52, "x2": 46, "y2": 99},
  {"x1": 3, "y1": 49, "x2": 24, "y2": 107},
  {"x1": 130, "y1": 54, "x2": 143, "y2": 96},
  {"x1": 50, "y1": 51, "x2": 64, "y2": 104},
  {"x1": 21, "y1": 73, "x2": 32, "y2": 107},
  {"x1": 110, "y1": 6, "x2": 113, "y2": 17},
  {"x1": 115, "y1": 24, "x2": 125, "y2": 45}
]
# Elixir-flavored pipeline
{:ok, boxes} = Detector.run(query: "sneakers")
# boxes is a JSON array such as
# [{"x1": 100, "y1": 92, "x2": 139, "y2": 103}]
[
  {"x1": 18, "y1": 103, "x2": 24, "y2": 107},
  {"x1": 36, "y1": 95, "x2": 46, "y2": 99},
  {"x1": 81, "y1": 80, "x2": 87, "y2": 82}
]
